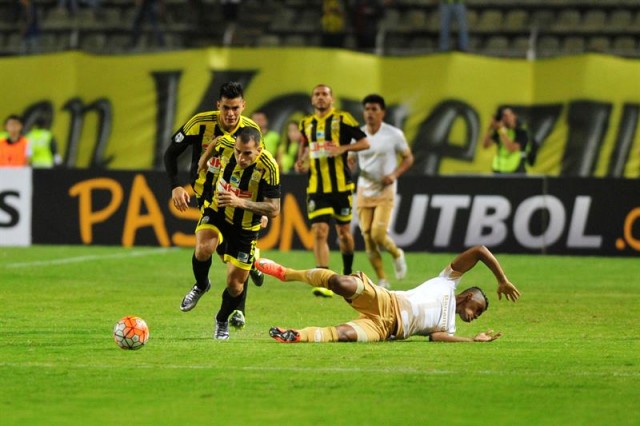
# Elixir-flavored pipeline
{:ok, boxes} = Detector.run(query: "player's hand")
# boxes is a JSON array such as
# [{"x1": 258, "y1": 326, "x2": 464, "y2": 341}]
[
  {"x1": 217, "y1": 189, "x2": 241, "y2": 208},
  {"x1": 324, "y1": 143, "x2": 343, "y2": 157},
  {"x1": 171, "y1": 186, "x2": 190, "y2": 211},
  {"x1": 294, "y1": 159, "x2": 308, "y2": 173},
  {"x1": 260, "y1": 215, "x2": 269, "y2": 228},
  {"x1": 473, "y1": 329, "x2": 502, "y2": 342},
  {"x1": 197, "y1": 155, "x2": 209, "y2": 174},
  {"x1": 381, "y1": 174, "x2": 396, "y2": 186},
  {"x1": 497, "y1": 279, "x2": 520, "y2": 302}
]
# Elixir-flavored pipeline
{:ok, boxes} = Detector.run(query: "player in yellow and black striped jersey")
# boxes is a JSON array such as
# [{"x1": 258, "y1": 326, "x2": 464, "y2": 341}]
[
  {"x1": 166, "y1": 82, "x2": 265, "y2": 331},
  {"x1": 295, "y1": 84, "x2": 369, "y2": 280},
  {"x1": 187, "y1": 126, "x2": 281, "y2": 340},
  {"x1": 164, "y1": 81, "x2": 262, "y2": 210}
]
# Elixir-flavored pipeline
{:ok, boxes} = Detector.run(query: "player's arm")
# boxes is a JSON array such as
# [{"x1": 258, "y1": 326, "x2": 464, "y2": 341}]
[
  {"x1": 450, "y1": 245, "x2": 520, "y2": 302},
  {"x1": 382, "y1": 147, "x2": 414, "y2": 186},
  {"x1": 430, "y1": 330, "x2": 502, "y2": 343},
  {"x1": 294, "y1": 127, "x2": 309, "y2": 172},
  {"x1": 218, "y1": 193, "x2": 281, "y2": 218},
  {"x1": 164, "y1": 129, "x2": 194, "y2": 211},
  {"x1": 197, "y1": 136, "x2": 222, "y2": 173}
]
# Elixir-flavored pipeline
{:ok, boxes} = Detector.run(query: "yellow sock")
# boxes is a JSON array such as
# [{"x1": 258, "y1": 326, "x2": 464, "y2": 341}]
[
  {"x1": 298, "y1": 326, "x2": 339, "y2": 342},
  {"x1": 285, "y1": 268, "x2": 336, "y2": 289}
]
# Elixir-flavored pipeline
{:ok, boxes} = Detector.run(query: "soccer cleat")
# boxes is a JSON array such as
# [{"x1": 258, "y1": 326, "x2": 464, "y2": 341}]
[
  {"x1": 229, "y1": 310, "x2": 246, "y2": 330},
  {"x1": 269, "y1": 327, "x2": 301, "y2": 343},
  {"x1": 378, "y1": 278, "x2": 391, "y2": 289},
  {"x1": 180, "y1": 281, "x2": 211, "y2": 312},
  {"x1": 249, "y1": 268, "x2": 264, "y2": 287},
  {"x1": 214, "y1": 320, "x2": 230, "y2": 340},
  {"x1": 254, "y1": 258, "x2": 286, "y2": 281},
  {"x1": 312, "y1": 287, "x2": 334, "y2": 298},
  {"x1": 393, "y1": 249, "x2": 407, "y2": 280}
]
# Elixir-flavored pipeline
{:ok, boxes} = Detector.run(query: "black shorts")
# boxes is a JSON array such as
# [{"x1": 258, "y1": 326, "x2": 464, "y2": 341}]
[
  {"x1": 196, "y1": 208, "x2": 259, "y2": 270},
  {"x1": 306, "y1": 191, "x2": 353, "y2": 225}
]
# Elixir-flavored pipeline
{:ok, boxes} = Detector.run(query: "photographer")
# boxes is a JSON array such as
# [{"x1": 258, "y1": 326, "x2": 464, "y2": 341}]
[{"x1": 482, "y1": 107, "x2": 529, "y2": 174}]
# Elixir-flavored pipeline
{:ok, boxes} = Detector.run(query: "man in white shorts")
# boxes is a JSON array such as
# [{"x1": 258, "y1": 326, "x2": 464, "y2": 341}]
[
  {"x1": 256, "y1": 245, "x2": 520, "y2": 343},
  {"x1": 351, "y1": 94, "x2": 414, "y2": 289}
]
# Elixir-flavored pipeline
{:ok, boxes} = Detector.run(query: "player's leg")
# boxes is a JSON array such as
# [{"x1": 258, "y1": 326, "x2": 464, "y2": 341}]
[
  {"x1": 270, "y1": 277, "x2": 393, "y2": 343},
  {"x1": 311, "y1": 222, "x2": 330, "y2": 268},
  {"x1": 371, "y1": 198, "x2": 406, "y2": 280},
  {"x1": 214, "y1": 263, "x2": 250, "y2": 340},
  {"x1": 334, "y1": 191, "x2": 355, "y2": 275},
  {"x1": 213, "y1": 228, "x2": 255, "y2": 339},
  {"x1": 358, "y1": 205, "x2": 387, "y2": 286},
  {"x1": 181, "y1": 217, "x2": 221, "y2": 312}
]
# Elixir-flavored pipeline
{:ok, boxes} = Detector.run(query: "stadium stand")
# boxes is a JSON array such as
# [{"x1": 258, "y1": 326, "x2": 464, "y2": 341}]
[{"x1": 0, "y1": 0, "x2": 638, "y2": 58}]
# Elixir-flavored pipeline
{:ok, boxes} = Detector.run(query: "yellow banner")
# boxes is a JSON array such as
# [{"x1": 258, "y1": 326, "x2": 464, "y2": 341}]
[{"x1": 2, "y1": 50, "x2": 639, "y2": 176}]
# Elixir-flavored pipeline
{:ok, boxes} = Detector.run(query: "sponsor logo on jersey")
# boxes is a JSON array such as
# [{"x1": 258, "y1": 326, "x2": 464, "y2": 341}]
[
  {"x1": 237, "y1": 251, "x2": 250, "y2": 263},
  {"x1": 174, "y1": 132, "x2": 185, "y2": 143}
]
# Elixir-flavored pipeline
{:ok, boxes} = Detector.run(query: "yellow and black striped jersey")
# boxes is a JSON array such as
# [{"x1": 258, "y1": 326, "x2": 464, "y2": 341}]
[
  {"x1": 164, "y1": 111, "x2": 262, "y2": 198},
  {"x1": 299, "y1": 108, "x2": 367, "y2": 194},
  {"x1": 203, "y1": 146, "x2": 280, "y2": 231}
]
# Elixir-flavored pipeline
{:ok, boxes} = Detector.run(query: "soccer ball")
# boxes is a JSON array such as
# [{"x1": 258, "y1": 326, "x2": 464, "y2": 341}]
[{"x1": 113, "y1": 315, "x2": 149, "y2": 350}]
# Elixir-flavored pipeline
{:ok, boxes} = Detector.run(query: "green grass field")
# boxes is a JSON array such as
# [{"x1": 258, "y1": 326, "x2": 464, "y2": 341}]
[{"x1": 1, "y1": 246, "x2": 638, "y2": 426}]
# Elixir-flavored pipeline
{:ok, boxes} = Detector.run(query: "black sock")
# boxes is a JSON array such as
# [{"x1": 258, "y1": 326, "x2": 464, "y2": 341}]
[
  {"x1": 342, "y1": 253, "x2": 354, "y2": 275},
  {"x1": 216, "y1": 287, "x2": 245, "y2": 323},
  {"x1": 192, "y1": 253, "x2": 211, "y2": 290}
]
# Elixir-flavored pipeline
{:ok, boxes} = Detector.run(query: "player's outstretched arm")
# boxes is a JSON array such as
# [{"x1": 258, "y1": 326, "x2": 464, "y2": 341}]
[
  {"x1": 429, "y1": 330, "x2": 502, "y2": 343},
  {"x1": 450, "y1": 245, "x2": 520, "y2": 302}
]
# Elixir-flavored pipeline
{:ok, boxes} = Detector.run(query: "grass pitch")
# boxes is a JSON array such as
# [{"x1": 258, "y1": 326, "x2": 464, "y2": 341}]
[{"x1": 1, "y1": 246, "x2": 638, "y2": 425}]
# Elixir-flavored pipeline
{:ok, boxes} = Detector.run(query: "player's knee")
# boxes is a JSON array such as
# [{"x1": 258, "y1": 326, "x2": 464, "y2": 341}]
[
  {"x1": 226, "y1": 278, "x2": 245, "y2": 297},
  {"x1": 194, "y1": 241, "x2": 214, "y2": 260},
  {"x1": 312, "y1": 223, "x2": 329, "y2": 239},
  {"x1": 371, "y1": 226, "x2": 387, "y2": 246}
]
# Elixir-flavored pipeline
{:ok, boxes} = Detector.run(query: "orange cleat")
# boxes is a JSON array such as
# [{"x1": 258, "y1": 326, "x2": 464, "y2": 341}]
[{"x1": 254, "y1": 258, "x2": 286, "y2": 281}]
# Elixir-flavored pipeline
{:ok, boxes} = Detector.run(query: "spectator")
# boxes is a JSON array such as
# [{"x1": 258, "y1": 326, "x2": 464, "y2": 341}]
[
  {"x1": 221, "y1": 0, "x2": 241, "y2": 46},
  {"x1": 130, "y1": 0, "x2": 166, "y2": 50},
  {"x1": 18, "y1": 0, "x2": 40, "y2": 55},
  {"x1": 482, "y1": 107, "x2": 529, "y2": 174},
  {"x1": 251, "y1": 111, "x2": 280, "y2": 157},
  {"x1": 26, "y1": 117, "x2": 63, "y2": 168},
  {"x1": 348, "y1": 0, "x2": 386, "y2": 51},
  {"x1": 278, "y1": 121, "x2": 302, "y2": 174},
  {"x1": 0, "y1": 115, "x2": 31, "y2": 167},
  {"x1": 321, "y1": 0, "x2": 346, "y2": 48},
  {"x1": 438, "y1": 0, "x2": 469, "y2": 52}
]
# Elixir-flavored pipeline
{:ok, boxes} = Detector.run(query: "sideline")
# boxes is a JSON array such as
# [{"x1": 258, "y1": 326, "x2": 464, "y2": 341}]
[{"x1": 3, "y1": 248, "x2": 179, "y2": 268}]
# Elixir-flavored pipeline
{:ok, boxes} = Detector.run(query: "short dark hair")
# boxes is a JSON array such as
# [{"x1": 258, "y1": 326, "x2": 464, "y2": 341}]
[
  {"x1": 4, "y1": 114, "x2": 23, "y2": 125},
  {"x1": 236, "y1": 126, "x2": 261, "y2": 146},
  {"x1": 219, "y1": 81, "x2": 244, "y2": 100},
  {"x1": 465, "y1": 286, "x2": 489, "y2": 310},
  {"x1": 362, "y1": 94, "x2": 386, "y2": 110}
]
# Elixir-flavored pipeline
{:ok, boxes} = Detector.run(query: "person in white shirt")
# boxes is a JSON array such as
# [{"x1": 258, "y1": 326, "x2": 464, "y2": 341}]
[
  {"x1": 256, "y1": 245, "x2": 520, "y2": 343},
  {"x1": 351, "y1": 94, "x2": 414, "y2": 289}
]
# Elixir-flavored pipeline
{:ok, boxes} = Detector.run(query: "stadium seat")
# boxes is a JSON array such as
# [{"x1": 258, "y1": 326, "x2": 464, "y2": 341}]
[
  {"x1": 530, "y1": 10, "x2": 555, "y2": 31},
  {"x1": 587, "y1": 36, "x2": 610, "y2": 53},
  {"x1": 563, "y1": 36, "x2": 586, "y2": 55},
  {"x1": 476, "y1": 10, "x2": 503, "y2": 33},
  {"x1": 502, "y1": 10, "x2": 529, "y2": 33},
  {"x1": 551, "y1": 9, "x2": 581, "y2": 32},
  {"x1": 538, "y1": 35, "x2": 561, "y2": 56},
  {"x1": 582, "y1": 10, "x2": 607, "y2": 31},
  {"x1": 608, "y1": 9, "x2": 633, "y2": 31},
  {"x1": 611, "y1": 36, "x2": 638, "y2": 55}
]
